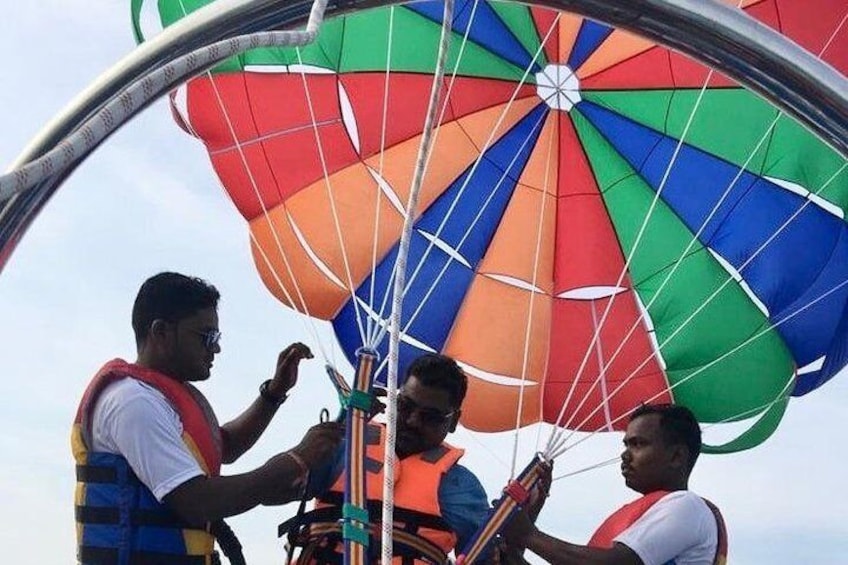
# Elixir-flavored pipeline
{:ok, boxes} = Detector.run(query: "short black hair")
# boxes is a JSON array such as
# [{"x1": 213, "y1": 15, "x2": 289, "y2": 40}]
[
  {"x1": 132, "y1": 272, "x2": 220, "y2": 346},
  {"x1": 630, "y1": 403, "x2": 702, "y2": 471},
  {"x1": 405, "y1": 353, "x2": 468, "y2": 409}
]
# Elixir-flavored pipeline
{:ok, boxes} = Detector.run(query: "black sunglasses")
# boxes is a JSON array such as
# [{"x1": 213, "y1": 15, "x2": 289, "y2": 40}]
[
  {"x1": 396, "y1": 393, "x2": 456, "y2": 425},
  {"x1": 190, "y1": 328, "x2": 222, "y2": 351}
]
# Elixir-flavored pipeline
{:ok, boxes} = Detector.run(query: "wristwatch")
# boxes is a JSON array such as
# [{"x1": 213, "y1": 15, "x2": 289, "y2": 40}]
[{"x1": 259, "y1": 379, "x2": 287, "y2": 407}]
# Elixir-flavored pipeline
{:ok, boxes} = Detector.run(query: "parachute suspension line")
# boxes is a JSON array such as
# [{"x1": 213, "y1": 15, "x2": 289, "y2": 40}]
[
  {"x1": 509, "y1": 120, "x2": 557, "y2": 479},
  {"x1": 379, "y1": 1, "x2": 454, "y2": 563},
  {"x1": 549, "y1": 252, "x2": 848, "y2": 461},
  {"x1": 294, "y1": 48, "x2": 369, "y2": 350},
  {"x1": 365, "y1": 5, "x2": 397, "y2": 345},
  {"x1": 550, "y1": 8, "x2": 848, "y2": 456},
  {"x1": 547, "y1": 160, "x2": 847, "y2": 459},
  {"x1": 821, "y1": 9, "x2": 848, "y2": 57},
  {"x1": 393, "y1": 108, "x2": 548, "y2": 353},
  {"x1": 550, "y1": 340, "x2": 801, "y2": 460},
  {"x1": 370, "y1": 13, "x2": 562, "y2": 352},
  {"x1": 249, "y1": 229, "x2": 331, "y2": 361},
  {"x1": 548, "y1": 8, "x2": 848, "y2": 458},
  {"x1": 545, "y1": 66, "x2": 718, "y2": 455},
  {"x1": 0, "y1": 26, "x2": 330, "y2": 202},
  {"x1": 368, "y1": 0, "x2": 484, "y2": 346},
  {"x1": 168, "y1": 0, "x2": 333, "y2": 363},
  {"x1": 548, "y1": 109, "x2": 787, "y2": 454},
  {"x1": 552, "y1": 456, "x2": 620, "y2": 482},
  {"x1": 590, "y1": 300, "x2": 614, "y2": 431}
]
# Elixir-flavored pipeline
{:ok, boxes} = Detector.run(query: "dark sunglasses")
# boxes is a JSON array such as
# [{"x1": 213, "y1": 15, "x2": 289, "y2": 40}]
[
  {"x1": 190, "y1": 328, "x2": 222, "y2": 351},
  {"x1": 396, "y1": 393, "x2": 456, "y2": 425}
]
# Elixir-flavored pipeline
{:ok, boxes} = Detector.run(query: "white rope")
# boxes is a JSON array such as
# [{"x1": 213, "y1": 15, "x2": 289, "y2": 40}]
[
  {"x1": 368, "y1": 0, "x2": 490, "y2": 347},
  {"x1": 509, "y1": 119, "x2": 557, "y2": 479},
  {"x1": 381, "y1": 1, "x2": 454, "y2": 562},
  {"x1": 369, "y1": 12, "x2": 561, "y2": 352},
  {"x1": 293, "y1": 46, "x2": 370, "y2": 347},
  {"x1": 366, "y1": 6, "x2": 397, "y2": 345},
  {"x1": 173, "y1": 0, "x2": 333, "y2": 361},
  {"x1": 546, "y1": 69, "x2": 718, "y2": 452},
  {"x1": 0, "y1": 0, "x2": 329, "y2": 203},
  {"x1": 548, "y1": 158, "x2": 848, "y2": 458}
]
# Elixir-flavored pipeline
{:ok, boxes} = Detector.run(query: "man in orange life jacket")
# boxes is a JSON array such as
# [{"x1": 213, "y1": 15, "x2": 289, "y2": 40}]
[
  {"x1": 286, "y1": 353, "x2": 492, "y2": 564},
  {"x1": 502, "y1": 404, "x2": 728, "y2": 565},
  {"x1": 72, "y1": 272, "x2": 344, "y2": 565}
]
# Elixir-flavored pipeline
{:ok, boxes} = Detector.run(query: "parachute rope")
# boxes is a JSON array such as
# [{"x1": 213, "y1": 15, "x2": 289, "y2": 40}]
[
  {"x1": 292, "y1": 47, "x2": 371, "y2": 350},
  {"x1": 545, "y1": 67, "x2": 719, "y2": 453},
  {"x1": 368, "y1": 12, "x2": 562, "y2": 355},
  {"x1": 550, "y1": 257, "x2": 848, "y2": 459},
  {"x1": 548, "y1": 157, "x2": 847, "y2": 459},
  {"x1": 380, "y1": 0, "x2": 455, "y2": 561},
  {"x1": 547, "y1": 19, "x2": 848, "y2": 456},
  {"x1": 510, "y1": 118, "x2": 557, "y2": 479},
  {"x1": 366, "y1": 6, "x2": 397, "y2": 345},
  {"x1": 367, "y1": 0, "x2": 484, "y2": 347},
  {"x1": 173, "y1": 0, "x2": 335, "y2": 363}
]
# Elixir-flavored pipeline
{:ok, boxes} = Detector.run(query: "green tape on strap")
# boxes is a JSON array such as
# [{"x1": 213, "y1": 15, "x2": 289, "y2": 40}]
[
  {"x1": 342, "y1": 522, "x2": 370, "y2": 547},
  {"x1": 343, "y1": 389, "x2": 373, "y2": 412},
  {"x1": 342, "y1": 503, "x2": 369, "y2": 523}
]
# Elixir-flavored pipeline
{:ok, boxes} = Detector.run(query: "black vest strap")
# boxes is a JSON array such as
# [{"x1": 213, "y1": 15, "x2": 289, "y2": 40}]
[
  {"x1": 76, "y1": 464, "x2": 119, "y2": 484},
  {"x1": 75, "y1": 505, "x2": 188, "y2": 528},
  {"x1": 78, "y1": 546, "x2": 212, "y2": 565}
]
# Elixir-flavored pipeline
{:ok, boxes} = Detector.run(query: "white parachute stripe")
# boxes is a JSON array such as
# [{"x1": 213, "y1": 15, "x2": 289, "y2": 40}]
[
  {"x1": 461, "y1": 361, "x2": 541, "y2": 388},
  {"x1": 338, "y1": 81, "x2": 361, "y2": 155},
  {"x1": 417, "y1": 229, "x2": 472, "y2": 269},
  {"x1": 767, "y1": 176, "x2": 845, "y2": 219},
  {"x1": 286, "y1": 211, "x2": 347, "y2": 289},
  {"x1": 556, "y1": 286, "x2": 628, "y2": 300},
  {"x1": 707, "y1": 248, "x2": 770, "y2": 316}
]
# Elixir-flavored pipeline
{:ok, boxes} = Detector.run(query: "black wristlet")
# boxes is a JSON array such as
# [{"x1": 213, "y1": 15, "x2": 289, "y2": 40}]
[{"x1": 259, "y1": 379, "x2": 287, "y2": 407}]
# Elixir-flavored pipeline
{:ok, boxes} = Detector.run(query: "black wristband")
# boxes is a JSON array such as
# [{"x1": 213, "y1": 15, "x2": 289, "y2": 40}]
[{"x1": 259, "y1": 379, "x2": 287, "y2": 406}]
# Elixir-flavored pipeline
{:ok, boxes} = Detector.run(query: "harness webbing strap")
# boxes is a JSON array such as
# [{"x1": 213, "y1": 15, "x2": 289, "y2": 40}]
[
  {"x1": 78, "y1": 546, "x2": 212, "y2": 565},
  {"x1": 75, "y1": 505, "x2": 186, "y2": 528}
]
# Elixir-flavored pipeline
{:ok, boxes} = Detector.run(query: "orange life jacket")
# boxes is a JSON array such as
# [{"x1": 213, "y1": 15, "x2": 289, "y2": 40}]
[
  {"x1": 290, "y1": 424, "x2": 462, "y2": 564},
  {"x1": 72, "y1": 359, "x2": 222, "y2": 565},
  {"x1": 588, "y1": 490, "x2": 728, "y2": 565}
]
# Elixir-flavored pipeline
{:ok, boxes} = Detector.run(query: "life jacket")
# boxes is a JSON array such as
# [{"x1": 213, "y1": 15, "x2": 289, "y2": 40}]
[
  {"x1": 71, "y1": 359, "x2": 223, "y2": 565},
  {"x1": 282, "y1": 424, "x2": 462, "y2": 564},
  {"x1": 588, "y1": 490, "x2": 728, "y2": 565}
]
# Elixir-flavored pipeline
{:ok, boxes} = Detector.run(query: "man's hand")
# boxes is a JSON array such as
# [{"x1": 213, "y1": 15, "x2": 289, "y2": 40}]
[
  {"x1": 290, "y1": 421, "x2": 345, "y2": 471},
  {"x1": 267, "y1": 342, "x2": 313, "y2": 399}
]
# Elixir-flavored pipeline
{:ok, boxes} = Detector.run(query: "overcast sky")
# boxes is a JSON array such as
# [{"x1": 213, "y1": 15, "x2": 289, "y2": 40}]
[{"x1": 1, "y1": 1, "x2": 846, "y2": 563}]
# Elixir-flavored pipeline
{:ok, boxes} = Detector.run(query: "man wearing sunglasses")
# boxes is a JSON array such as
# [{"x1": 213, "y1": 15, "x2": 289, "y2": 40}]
[
  {"x1": 72, "y1": 272, "x2": 343, "y2": 565},
  {"x1": 282, "y1": 353, "x2": 492, "y2": 564}
]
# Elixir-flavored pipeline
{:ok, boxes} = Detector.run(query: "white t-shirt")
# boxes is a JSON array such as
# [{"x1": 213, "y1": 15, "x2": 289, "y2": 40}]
[
  {"x1": 90, "y1": 378, "x2": 205, "y2": 501},
  {"x1": 613, "y1": 491, "x2": 718, "y2": 565}
]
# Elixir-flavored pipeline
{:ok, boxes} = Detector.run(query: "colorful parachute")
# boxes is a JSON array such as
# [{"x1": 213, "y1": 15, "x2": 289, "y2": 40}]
[{"x1": 154, "y1": 0, "x2": 848, "y2": 450}]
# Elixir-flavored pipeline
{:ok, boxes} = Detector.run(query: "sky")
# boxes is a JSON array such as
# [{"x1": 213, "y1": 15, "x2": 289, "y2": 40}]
[{"x1": 1, "y1": 1, "x2": 846, "y2": 563}]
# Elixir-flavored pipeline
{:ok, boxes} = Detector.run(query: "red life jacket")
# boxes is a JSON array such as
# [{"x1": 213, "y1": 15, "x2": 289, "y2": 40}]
[
  {"x1": 72, "y1": 359, "x2": 222, "y2": 564},
  {"x1": 588, "y1": 491, "x2": 728, "y2": 565}
]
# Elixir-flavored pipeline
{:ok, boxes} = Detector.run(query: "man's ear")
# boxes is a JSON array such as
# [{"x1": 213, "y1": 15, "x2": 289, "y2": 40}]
[
  {"x1": 670, "y1": 443, "x2": 689, "y2": 472},
  {"x1": 148, "y1": 319, "x2": 171, "y2": 342},
  {"x1": 448, "y1": 409, "x2": 461, "y2": 433}
]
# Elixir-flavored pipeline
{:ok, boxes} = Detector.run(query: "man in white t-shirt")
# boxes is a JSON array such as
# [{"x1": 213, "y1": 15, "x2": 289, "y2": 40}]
[
  {"x1": 72, "y1": 272, "x2": 343, "y2": 565},
  {"x1": 502, "y1": 404, "x2": 727, "y2": 565}
]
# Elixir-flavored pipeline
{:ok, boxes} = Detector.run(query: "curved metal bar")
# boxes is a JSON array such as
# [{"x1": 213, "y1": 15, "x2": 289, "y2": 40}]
[{"x1": 2, "y1": 0, "x2": 847, "y2": 273}]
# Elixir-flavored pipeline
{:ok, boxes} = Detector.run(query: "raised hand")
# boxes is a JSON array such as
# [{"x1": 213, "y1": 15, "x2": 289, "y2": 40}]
[{"x1": 267, "y1": 342, "x2": 313, "y2": 399}]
